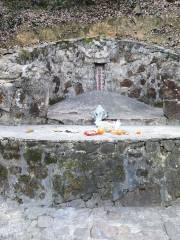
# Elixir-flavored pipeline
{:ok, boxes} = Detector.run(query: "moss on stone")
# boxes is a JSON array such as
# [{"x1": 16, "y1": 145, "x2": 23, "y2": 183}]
[
  {"x1": 18, "y1": 47, "x2": 41, "y2": 64},
  {"x1": 113, "y1": 164, "x2": 125, "y2": 181},
  {"x1": 154, "y1": 101, "x2": 163, "y2": 108},
  {"x1": 19, "y1": 174, "x2": 31, "y2": 183},
  {"x1": 9, "y1": 166, "x2": 22, "y2": 175},
  {"x1": 136, "y1": 169, "x2": 149, "y2": 177},
  {"x1": 83, "y1": 37, "x2": 93, "y2": 44},
  {"x1": 1, "y1": 142, "x2": 20, "y2": 160},
  {"x1": 75, "y1": 142, "x2": 99, "y2": 154},
  {"x1": 31, "y1": 165, "x2": 48, "y2": 179},
  {"x1": 63, "y1": 159, "x2": 81, "y2": 170},
  {"x1": 53, "y1": 175, "x2": 63, "y2": 193},
  {"x1": 15, "y1": 176, "x2": 45, "y2": 199},
  {"x1": 0, "y1": 164, "x2": 8, "y2": 180},
  {"x1": 19, "y1": 49, "x2": 32, "y2": 63},
  {"x1": 49, "y1": 96, "x2": 65, "y2": 105},
  {"x1": 2, "y1": 142, "x2": 19, "y2": 152},
  {"x1": 24, "y1": 148, "x2": 42, "y2": 163},
  {"x1": 63, "y1": 175, "x2": 87, "y2": 200},
  {"x1": 15, "y1": 112, "x2": 24, "y2": 119},
  {"x1": 44, "y1": 153, "x2": 57, "y2": 164}
]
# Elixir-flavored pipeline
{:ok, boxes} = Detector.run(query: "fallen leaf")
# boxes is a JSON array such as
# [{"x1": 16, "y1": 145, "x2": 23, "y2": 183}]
[{"x1": 25, "y1": 128, "x2": 34, "y2": 133}]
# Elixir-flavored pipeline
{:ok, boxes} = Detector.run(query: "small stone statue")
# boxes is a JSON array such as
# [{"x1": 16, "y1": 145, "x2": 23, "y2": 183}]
[
  {"x1": 92, "y1": 105, "x2": 122, "y2": 131},
  {"x1": 91, "y1": 105, "x2": 108, "y2": 125}
]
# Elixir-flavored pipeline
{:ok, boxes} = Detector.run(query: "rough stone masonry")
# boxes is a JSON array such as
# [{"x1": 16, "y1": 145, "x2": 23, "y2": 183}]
[
  {"x1": 0, "y1": 134, "x2": 180, "y2": 207},
  {"x1": 0, "y1": 38, "x2": 180, "y2": 124}
]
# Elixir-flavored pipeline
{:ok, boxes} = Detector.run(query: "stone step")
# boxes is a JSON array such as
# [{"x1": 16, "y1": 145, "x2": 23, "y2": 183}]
[
  {"x1": 47, "y1": 91, "x2": 166, "y2": 125},
  {"x1": 1, "y1": 196, "x2": 180, "y2": 240}
]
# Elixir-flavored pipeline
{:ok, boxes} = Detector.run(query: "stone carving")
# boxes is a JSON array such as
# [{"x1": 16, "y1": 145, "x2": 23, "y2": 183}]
[{"x1": 91, "y1": 105, "x2": 108, "y2": 125}]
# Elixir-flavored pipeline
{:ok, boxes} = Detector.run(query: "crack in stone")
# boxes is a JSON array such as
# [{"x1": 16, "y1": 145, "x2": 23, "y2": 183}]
[{"x1": 158, "y1": 211, "x2": 172, "y2": 240}]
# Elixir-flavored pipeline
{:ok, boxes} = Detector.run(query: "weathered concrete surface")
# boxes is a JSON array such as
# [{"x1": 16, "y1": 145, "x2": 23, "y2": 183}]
[
  {"x1": 0, "y1": 125, "x2": 180, "y2": 207},
  {"x1": 0, "y1": 38, "x2": 179, "y2": 124},
  {"x1": 0, "y1": 125, "x2": 180, "y2": 141},
  {"x1": 48, "y1": 91, "x2": 165, "y2": 125},
  {"x1": 0, "y1": 196, "x2": 180, "y2": 240}
]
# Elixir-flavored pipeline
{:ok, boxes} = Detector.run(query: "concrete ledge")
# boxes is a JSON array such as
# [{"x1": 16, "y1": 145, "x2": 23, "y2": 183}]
[{"x1": 0, "y1": 125, "x2": 180, "y2": 141}]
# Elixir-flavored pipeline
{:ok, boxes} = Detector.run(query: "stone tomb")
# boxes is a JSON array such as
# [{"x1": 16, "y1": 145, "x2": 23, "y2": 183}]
[
  {"x1": 0, "y1": 38, "x2": 180, "y2": 207},
  {"x1": 0, "y1": 38, "x2": 180, "y2": 124}
]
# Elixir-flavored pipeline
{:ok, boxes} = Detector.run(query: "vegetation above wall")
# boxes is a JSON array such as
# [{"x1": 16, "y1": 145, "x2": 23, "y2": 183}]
[
  {"x1": 0, "y1": 0, "x2": 179, "y2": 50},
  {"x1": 2, "y1": 0, "x2": 138, "y2": 9}
]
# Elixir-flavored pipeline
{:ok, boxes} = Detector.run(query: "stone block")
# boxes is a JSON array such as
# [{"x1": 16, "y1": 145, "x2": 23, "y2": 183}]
[
  {"x1": 120, "y1": 79, "x2": 133, "y2": 87},
  {"x1": 164, "y1": 100, "x2": 180, "y2": 120},
  {"x1": 146, "y1": 141, "x2": 160, "y2": 153},
  {"x1": 0, "y1": 82, "x2": 16, "y2": 112},
  {"x1": 38, "y1": 215, "x2": 54, "y2": 228},
  {"x1": 100, "y1": 143, "x2": 115, "y2": 154}
]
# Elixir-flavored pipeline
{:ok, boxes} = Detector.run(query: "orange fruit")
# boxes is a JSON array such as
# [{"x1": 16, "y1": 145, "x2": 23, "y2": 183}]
[
  {"x1": 111, "y1": 130, "x2": 129, "y2": 135},
  {"x1": 97, "y1": 128, "x2": 105, "y2": 135},
  {"x1": 135, "y1": 130, "x2": 142, "y2": 135}
]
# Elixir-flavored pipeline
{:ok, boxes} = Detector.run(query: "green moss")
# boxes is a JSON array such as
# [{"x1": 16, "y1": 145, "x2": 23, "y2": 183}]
[
  {"x1": 63, "y1": 160, "x2": 80, "y2": 170},
  {"x1": 63, "y1": 175, "x2": 86, "y2": 200},
  {"x1": 24, "y1": 148, "x2": 42, "y2": 163},
  {"x1": 15, "y1": 176, "x2": 44, "y2": 199},
  {"x1": 3, "y1": 152, "x2": 20, "y2": 160},
  {"x1": 53, "y1": 175, "x2": 63, "y2": 193},
  {"x1": 19, "y1": 48, "x2": 43, "y2": 63},
  {"x1": 1, "y1": 142, "x2": 20, "y2": 160},
  {"x1": 19, "y1": 174, "x2": 31, "y2": 183},
  {"x1": 154, "y1": 101, "x2": 163, "y2": 108},
  {"x1": 2, "y1": 142, "x2": 19, "y2": 152},
  {"x1": 0, "y1": 164, "x2": 8, "y2": 180},
  {"x1": 49, "y1": 97, "x2": 64, "y2": 105},
  {"x1": 84, "y1": 37, "x2": 93, "y2": 44},
  {"x1": 15, "y1": 112, "x2": 24, "y2": 119},
  {"x1": 136, "y1": 169, "x2": 148, "y2": 177},
  {"x1": 113, "y1": 164, "x2": 125, "y2": 181},
  {"x1": 19, "y1": 49, "x2": 32, "y2": 63},
  {"x1": 31, "y1": 165, "x2": 48, "y2": 179},
  {"x1": 31, "y1": 48, "x2": 41, "y2": 59},
  {"x1": 44, "y1": 153, "x2": 57, "y2": 164}
]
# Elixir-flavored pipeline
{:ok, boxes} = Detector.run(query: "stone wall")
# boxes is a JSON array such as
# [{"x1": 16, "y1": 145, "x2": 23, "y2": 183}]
[
  {"x1": 0, "y1": 38, "x2": 179, "y2": 124},
  {"x1": 0, "y1": 138, "x2": 180, "y2": 207}
]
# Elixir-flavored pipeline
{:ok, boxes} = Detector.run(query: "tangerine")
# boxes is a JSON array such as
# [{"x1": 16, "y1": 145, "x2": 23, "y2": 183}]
[{"x1": 97, "y1": 128, "x2": 105, "y2": 135}]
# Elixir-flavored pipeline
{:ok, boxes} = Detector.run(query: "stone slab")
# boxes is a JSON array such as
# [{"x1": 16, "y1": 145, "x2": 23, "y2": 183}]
[
  {"x1": 0, "y1": 124, "x2": 180, "y2": 142},
  {"x1": 47, "y1": 91, "x2": 165, "y2": 125}
]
